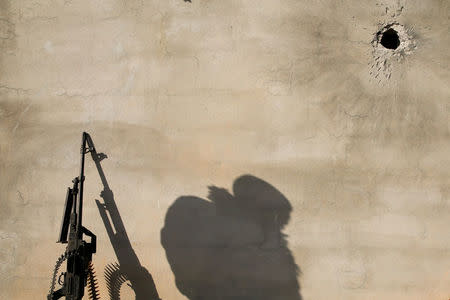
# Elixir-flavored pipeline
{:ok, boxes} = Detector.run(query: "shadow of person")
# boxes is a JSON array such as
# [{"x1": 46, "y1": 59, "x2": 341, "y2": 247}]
[
  {"x1": 85, "y1": 134, "x2": 161, "y2": 300},
  {"x1": 161, "y1": 174, "x2": 302, "y2": 300}
]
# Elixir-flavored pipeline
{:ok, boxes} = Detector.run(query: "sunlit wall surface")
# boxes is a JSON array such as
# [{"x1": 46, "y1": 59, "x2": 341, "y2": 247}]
[{"x1": 0, "y1": 1, "x2": 448, "y2": 299}]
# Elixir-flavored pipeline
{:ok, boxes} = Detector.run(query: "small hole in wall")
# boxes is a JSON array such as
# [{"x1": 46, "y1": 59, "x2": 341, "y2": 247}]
[{"x1": 380, "y1": 28, "x2": 400, "y2": 50}]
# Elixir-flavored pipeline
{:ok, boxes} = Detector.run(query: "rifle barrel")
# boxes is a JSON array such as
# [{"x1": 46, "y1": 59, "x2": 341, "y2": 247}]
[{"x1": 77, "y1": 132, "x2": 87, "y2": 237}]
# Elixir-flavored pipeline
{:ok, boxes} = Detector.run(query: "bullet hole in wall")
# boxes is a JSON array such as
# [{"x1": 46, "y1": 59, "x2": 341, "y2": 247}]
[
  {"x1": 380, "y1": 28, "x2": 400, "y2": 50},
  {"x1": 370, "y1": 22, "x2": 417, "y2": 83}
]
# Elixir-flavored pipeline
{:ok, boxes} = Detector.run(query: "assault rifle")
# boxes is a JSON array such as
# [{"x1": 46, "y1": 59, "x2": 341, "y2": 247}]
[{"x1": 48, "y1": 132, "x2": 99, "y2": 300}]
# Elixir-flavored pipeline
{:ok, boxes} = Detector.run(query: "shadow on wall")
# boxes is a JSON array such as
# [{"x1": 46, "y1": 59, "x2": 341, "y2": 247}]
[
  {"x1": 161, "y1": 175, "x2": 302, "y2": 300},
  {"x1": 86, "y1": 135, "x2": 161, "y2": 300}
]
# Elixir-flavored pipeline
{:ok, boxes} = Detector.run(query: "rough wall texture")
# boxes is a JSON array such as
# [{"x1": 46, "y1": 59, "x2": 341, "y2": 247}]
[{"x1": 0, "y1": 0, "x2": 449, "y2": 299}]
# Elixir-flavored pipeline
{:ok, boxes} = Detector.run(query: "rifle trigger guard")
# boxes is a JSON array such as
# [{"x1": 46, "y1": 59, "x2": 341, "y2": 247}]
[{"x1": 58, "y1": 272, "x2": 66, "y2": 285}]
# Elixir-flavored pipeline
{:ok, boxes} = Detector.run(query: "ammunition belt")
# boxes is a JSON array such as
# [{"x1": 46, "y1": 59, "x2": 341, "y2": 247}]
[{"x1": 48, "y1": 250, "x2": 100, "y2": 300}]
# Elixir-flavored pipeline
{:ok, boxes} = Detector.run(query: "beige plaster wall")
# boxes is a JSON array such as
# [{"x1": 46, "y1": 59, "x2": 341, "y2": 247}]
[{"x1": 0, "y1": 0, "x2": 449, "y2": 299}]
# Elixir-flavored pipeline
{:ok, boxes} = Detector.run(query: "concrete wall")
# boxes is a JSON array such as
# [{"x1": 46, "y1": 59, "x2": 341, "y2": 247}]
[{"x1": 0, "y1": 0, "x2": 449, "y2": 299}]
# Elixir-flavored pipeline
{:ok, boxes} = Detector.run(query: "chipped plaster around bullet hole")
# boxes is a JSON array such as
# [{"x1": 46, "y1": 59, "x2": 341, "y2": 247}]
[{"x1": 370, "y1": 22, "x2": 417, "y2": 83}]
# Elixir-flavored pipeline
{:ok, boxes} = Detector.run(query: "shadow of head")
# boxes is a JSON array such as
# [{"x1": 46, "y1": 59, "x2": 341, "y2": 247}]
[
  {"x1": 161, "y1": 174, "x2": 301, "y2": 300},
  {"x1": 210, "y1": 175, "x2": 292, "y2": 228}
]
